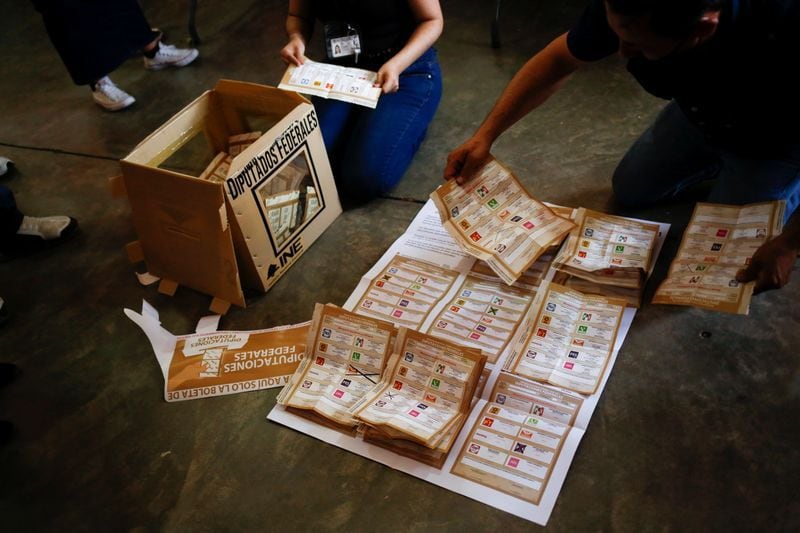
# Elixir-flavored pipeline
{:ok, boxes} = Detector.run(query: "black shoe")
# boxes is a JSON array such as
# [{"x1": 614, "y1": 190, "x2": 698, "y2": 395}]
[
  {"x1": 0, "y1": 420, "x2": 13, "y2": 445},
  {"x1": 0, "y1": 362, "x2": 17, "y2": 388},
  {"x1": 0, "y1": 217, "x2": 78, "y2": 263}
]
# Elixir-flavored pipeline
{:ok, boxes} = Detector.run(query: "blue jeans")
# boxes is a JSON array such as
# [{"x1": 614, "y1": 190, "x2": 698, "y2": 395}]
[
  {"x1": 612, "y1": 101, "x2": 800, "y2": 222},
  {"x1": 313, "y1": 48, "x2": 442, "y2": 202}
]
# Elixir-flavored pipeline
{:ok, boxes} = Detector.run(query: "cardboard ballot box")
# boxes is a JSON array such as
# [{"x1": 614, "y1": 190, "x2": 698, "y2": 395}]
[{"x1": 113, "y1": 80, "x2": 341, "y2": 313}]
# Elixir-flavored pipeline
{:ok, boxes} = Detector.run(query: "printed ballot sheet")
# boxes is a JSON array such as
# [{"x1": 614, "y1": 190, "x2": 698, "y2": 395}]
[
  {"x1": 652, "y1": 201, "x2": 785, "y2": 314},
  {"x1": 451, "y1": 373, "x2": 584, "y2": 504},
  {"x1": 425, "y1": 259, "x2": 550, "y2": 365},
  {"x1": 554, "y1": 208, "x2": 660, "y2": 288},
  {"x1": 352, "y1": 255, "x2": 461, "y2": 330},
  {"x1": 278, "y1": 60, "x2": 381, "y2": 108},
  {"x1": 269, "y1": 198, "x2": 670, "y2": 526},
  {"x1": 276, "y1": 304, "x2": 396, "y2": 427},
  {"x1": 353, "y1": 328, "x2": 486, "y2": 449},
  {"x1": 552, "y1": 209, "x2": 666, "y2": 307},
  {"x1": 430, "y1": 158, "x2": 575, "y2": 285},
  {"x1": 504, "y1": 281, "x2": 626, "y2": 395}
]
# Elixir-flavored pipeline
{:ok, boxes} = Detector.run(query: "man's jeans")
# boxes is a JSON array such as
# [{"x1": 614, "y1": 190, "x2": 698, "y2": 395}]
[
  {"x1": 613, "y1": 101, "x2": 800, "y2": 222},
  {"x1": 313, "y1": 48, "x2": 442, "y2": 202}
]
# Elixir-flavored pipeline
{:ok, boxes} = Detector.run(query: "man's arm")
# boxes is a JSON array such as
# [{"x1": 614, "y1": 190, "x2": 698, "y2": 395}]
[
  {"x1": 443, "y1": 32, "x2": 585, "y2": 183},
  {"x1": 736, "y1": 209, "x2": 800, "y2": 293}
]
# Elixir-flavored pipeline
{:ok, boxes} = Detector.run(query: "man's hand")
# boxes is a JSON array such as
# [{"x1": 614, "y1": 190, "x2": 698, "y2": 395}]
[
  {"x1": 736, "y1": 234, "x2": 798, "y2": 293},
  {"x1": 443, "y1": 136, "x2": 492, "y2": 185},
  {"x1": 280, "y1": 36, "x2": 307, "y2": 66}
]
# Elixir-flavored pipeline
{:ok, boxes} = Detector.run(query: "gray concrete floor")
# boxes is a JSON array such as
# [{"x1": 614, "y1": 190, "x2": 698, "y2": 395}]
[{"x1": 1, "y1": 0, "x2": 798, "y2": 531}]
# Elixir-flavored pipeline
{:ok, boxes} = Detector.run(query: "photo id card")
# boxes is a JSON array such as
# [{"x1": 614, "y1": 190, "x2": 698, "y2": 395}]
[{"x1": 324, "y1": 21, "x2": 361, "y2": 60}]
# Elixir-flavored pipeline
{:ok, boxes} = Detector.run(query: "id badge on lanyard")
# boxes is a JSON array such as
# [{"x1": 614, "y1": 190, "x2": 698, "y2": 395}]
[{"x1": 324, "y1": 21, "x2": 361, "y2": 63}]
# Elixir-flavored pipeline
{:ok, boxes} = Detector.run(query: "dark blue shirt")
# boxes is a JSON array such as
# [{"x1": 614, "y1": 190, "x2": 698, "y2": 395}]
[{"x1": 567, "y1": 0, "x2": 800, "y2": 155}]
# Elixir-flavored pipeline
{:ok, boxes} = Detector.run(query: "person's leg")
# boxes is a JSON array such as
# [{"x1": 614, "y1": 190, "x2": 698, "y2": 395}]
[
  {"x1": 36, "y1": 0, "x2": 153, "y2": 110},
  {"x1": 0, "y1": 185, "x2": 23, "y2": 245},
  {"x1": 312, "y1": 96, "x2": 358, "y2": 201},
  {"x1": 313, "y1": 96, "x2": 357, "y2": 161},
  {"x1": 36, "y1": 0, "x2": 195, "y2": 111},
  {"x1": 337, "y1": 48, "x2": 443, "y2": 202},
  {"x1": 709, "y1": 149, "x2": 800, "y2": 223},
  {"x1": 35, "y1": 0, "x2": 155, "y2": 86},
  {"x1": 612, "y1": 101, "x2": 721, "y2": 207}
]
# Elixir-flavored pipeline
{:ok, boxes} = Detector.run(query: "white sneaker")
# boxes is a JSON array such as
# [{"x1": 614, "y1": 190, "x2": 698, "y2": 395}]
[
  {"x1": 143, "y1": 43, "x2": 199, "y2": 70},
  {"x1": 92, "y1": 76, "x2": 135, "y2": 111},
  {"x1": 17, "y1": 215, "x2": 72, "y2": 240}
]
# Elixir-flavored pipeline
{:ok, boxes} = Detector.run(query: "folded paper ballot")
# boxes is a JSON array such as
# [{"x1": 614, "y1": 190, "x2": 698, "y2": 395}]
[
  {"x1": 278, "y1": 60, "x2": 381, "y2": 108},
  {"x1": 352, "y1": 327, "x2": 486, "y2": 465},
  {"x1": 653, "y1": 200, "x2": 785, "y2": 314},
  {"x1": 277, "y1": 302, "x2": 487, "y2": 467},
  {"x1": 430, "y1": 158, "x2": 575, "y2": 285},
  {"x1": 504, "y1": 280, "x2": 626, "y2": 395},
  {"x1": 277, "y1": 303, "x2": 397, "y2": 429},
  {"x1": 551, "y1": 208, "x2": 662, "y2": 307}
]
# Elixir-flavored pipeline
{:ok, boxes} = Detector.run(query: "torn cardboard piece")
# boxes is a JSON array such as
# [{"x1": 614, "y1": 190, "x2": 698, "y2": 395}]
[{"x1": 125, "y1": 300, "x2": 310, "y2": 402}]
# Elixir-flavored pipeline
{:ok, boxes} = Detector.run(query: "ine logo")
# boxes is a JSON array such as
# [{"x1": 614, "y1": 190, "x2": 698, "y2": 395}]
[{"x1": 267, "y1": 237, "x2": 305, "y2": 279}]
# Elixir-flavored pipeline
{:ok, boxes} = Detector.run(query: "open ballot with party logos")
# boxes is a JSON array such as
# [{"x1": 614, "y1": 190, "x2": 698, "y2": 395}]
[
  {"x1": 114, "y1": 80, "x2": 341, "y2": 314},
  {"x1": 551, "y1": 208, "x2": 663, "y2": 307},
  {"x1": 504, "y1": 281, "x2": 626, "y2": 395},
  {"x1": 277, "y1": 303, "x2": 487, "y2": 467},
  {"x1": 277, "y1": 304, "x2": 398, "y2": 430},
  {"x1": 278, "y1": 60, "x2": 381, "y2": 109},
  {"x1": 430, "y1": 158, "x2": 575, "y2": 285},
  {"x1": 450, "y1": 371, "x2": 585, "y2": 505},
  {"x1": 351, "y1": 327, "x2": 487, "y2": 467},
  {"x1": 653, "y1": 200, "x2": 785, "y2": 314},
  {"x1": 350, "y1": 252, "x2": 557, "y2": 366}
]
